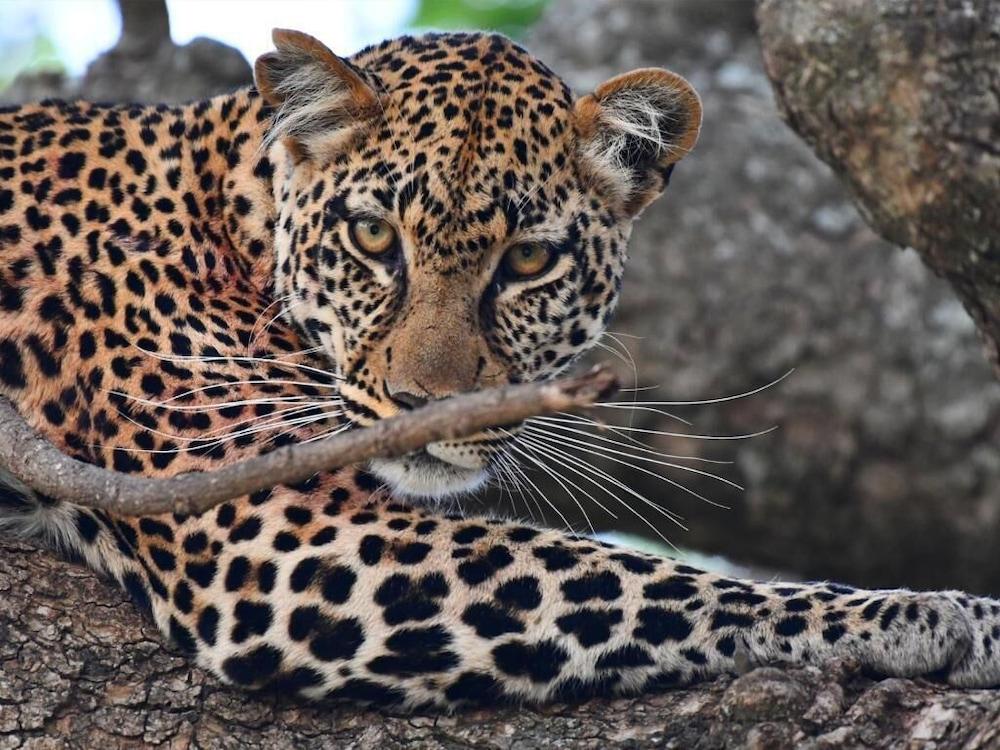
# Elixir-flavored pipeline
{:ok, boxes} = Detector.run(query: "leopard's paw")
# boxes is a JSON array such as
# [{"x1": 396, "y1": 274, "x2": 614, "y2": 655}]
[{"x1": 941, "y1": 593, "x2": 1000, "y2": 688}]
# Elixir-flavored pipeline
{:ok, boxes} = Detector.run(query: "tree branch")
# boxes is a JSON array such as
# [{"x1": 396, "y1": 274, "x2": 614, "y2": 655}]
[
  {"x1": 756, "y1": 0, "x2": 1000, "y2": 376},
  {"x1": 0, "y1": 366, "x2": 617, "y2": 516}
]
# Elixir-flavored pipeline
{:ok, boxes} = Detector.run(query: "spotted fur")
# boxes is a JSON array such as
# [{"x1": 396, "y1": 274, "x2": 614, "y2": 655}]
[{"x1": 1, "y1": 30, "x2": 999, "y2": 709}]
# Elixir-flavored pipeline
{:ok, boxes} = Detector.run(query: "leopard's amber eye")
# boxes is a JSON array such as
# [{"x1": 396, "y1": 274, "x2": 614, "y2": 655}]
[
  {"x1": 349, "y1": 218, "x2": 397, "y2": 256},
  {"x1": 503, "y1": 244, "x2": 553, "y2": 279}
]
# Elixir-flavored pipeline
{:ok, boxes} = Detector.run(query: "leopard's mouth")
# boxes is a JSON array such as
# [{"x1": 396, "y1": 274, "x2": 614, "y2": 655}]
[{"x1": 368, "y1": 449, "x2": 490, "y2": 500}]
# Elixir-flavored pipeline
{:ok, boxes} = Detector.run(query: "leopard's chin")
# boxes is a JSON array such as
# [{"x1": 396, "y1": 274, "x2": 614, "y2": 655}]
[{"x1": 368, "y1": 451, "x2": 489, "y2": 502}]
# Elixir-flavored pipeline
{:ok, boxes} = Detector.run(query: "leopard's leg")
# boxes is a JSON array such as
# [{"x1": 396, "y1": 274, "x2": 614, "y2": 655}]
[{"x1": 137, "y1": 487, "x2": 1000, "y2": 709}]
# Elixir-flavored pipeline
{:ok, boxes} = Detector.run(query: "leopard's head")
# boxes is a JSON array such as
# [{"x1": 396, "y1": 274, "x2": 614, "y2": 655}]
[{"x1": 255, "y1": 29, "x2": 701, "y2": 499}]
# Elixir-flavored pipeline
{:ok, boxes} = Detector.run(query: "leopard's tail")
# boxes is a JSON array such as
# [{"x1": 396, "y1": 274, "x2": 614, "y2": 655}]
[{"x1": 0, "y1": 468, "x2": 134, "y2": 580}]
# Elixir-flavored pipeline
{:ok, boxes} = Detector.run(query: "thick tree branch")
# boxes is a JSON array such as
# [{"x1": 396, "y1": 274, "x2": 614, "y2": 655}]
[
  {"x1": 756, "y1": 0, "x2": 1000, "y2": 376},
  {"x1": 0, "y1": 366, "x2": 616, "y2": 516}
]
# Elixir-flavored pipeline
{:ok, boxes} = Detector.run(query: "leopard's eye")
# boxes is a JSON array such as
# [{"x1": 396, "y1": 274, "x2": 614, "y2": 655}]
[
  {"x1": 349, "y1": 218, "x2": 397, "y2": 256},
  {"x1": 503, "y1": 244, "x2": 553, "y2": 279}
]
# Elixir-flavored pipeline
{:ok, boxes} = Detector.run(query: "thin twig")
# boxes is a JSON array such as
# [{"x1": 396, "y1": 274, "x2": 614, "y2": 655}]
[{"x1": 0, "y1": 365, "x2": 618, "y2": 516}]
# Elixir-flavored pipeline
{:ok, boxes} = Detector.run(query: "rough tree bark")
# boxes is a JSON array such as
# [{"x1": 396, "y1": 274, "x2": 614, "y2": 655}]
[
  {"x1": 756, "y1": 0, "x2": 1000, "y2": 375},
  {"x1": 5, "y1": 537, "x2": 1000, "y2": 749}
]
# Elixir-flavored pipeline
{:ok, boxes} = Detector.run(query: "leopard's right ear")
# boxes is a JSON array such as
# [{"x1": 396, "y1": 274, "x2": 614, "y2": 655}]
[{"x1": 255, "y1": 29, "x2": 379, "y2": 160}]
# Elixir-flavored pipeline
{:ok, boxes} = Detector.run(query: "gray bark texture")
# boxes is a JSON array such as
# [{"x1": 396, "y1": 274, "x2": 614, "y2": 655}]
[
  {"x1": 527, "y1": 0, "x2": 1000, "y2": 594},
  {"x1": 5, "y1": 537, "x2": 1000, "y2": 749},
  {"x1": 756, "y1": 0, "x2": 1000, "y2": 374}
]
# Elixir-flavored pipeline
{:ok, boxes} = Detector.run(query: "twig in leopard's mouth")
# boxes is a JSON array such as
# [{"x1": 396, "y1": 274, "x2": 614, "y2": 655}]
[{"x1": 0, "y1": 365, "x2": 618, "y2": 517}]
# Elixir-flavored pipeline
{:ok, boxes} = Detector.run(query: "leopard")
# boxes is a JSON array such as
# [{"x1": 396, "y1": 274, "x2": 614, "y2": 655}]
[{"x1": 1, "y1": 28, "x2": 999, "y2": 710}]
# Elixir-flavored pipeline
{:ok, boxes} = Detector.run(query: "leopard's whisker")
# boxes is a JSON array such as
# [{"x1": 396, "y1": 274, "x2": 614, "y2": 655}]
[
  {"x1": 249, "y1": 297, "x2": 307, "y2": 353},
  {"x1": 100, "y1": 404, "x2": 343, "y2": 453},
  {"x1": 109, "y1": 390, "x2": 340, "y2": 414},
  {"x1": 298, "y1": 421, "x2": 353, "y2": 444},
  {"x1": 502, "y1": 430, "x2": 610, "y2": 536},
  {"x1": 503, "y1": 441, "x2": 581, "y2": 536},
  {"x1": 523, "y1": 427, "x2": 733, "y2": 509},
  {"x1": 596, "y1": 369, "x2": 795, "y2": 407},
  {"x1": 548, "y1": 415, "x2": 778, "y2": 441},
  {"x1": 515, "y1": 432, "x2": 684, "y2": 549},
  {"x1": 525, "y1": 424, "x2": 742, "y2": 496},
  {"x1": 493, "y1": 445, "x2": 549, "y2": 525},
  {"x1": 535, "y1": 412, "x2": 702, "y2": 456},
  {"x1": 133, "y1": 346, "x2": 344, "y2": 382},
  {"x1": 246, "y1": 292, "x2": 296, "y2": 351},
  {"x1": 108, "y1": 377, "x2": 340, "y2": 409},
  {"x1": 527, "y1": 417, "x2": 734, "y2": 465}
]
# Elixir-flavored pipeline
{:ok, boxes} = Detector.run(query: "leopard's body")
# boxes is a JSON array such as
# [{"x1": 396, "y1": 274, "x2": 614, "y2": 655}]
[{"x1": 1, "y1": 30, "x2": 999, "y2": 709}]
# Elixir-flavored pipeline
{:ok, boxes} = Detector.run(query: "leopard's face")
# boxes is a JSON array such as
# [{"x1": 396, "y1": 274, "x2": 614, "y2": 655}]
[{"x1": 257, "y1": 31, "x2": 701, "y2": 500}]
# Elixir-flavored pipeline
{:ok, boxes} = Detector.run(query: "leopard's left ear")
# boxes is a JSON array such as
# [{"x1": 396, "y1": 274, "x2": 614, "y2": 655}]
[
  {"x1": 574, "y1": 68, "x2": 702, "y2": 217},
  {"x1": 255, "y1": 29, "x2": 380, "y2": 160}
]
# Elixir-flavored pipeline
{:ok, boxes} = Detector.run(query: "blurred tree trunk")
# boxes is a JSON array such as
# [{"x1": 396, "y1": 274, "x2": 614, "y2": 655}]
[
  {"x1": 527, "y1": 0, "x2": 1000, "y2": 594},
  {"x1": 757, "y1": 0, "x2": 1000, "y2": 376}
]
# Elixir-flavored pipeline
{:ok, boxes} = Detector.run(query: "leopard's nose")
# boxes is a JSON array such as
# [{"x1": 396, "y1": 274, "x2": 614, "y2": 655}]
[{"x1": 387, "y1": 387, "x2": 428, "y2": 411}]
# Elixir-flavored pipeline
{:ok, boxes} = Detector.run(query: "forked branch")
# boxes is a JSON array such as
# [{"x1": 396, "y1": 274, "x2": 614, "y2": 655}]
[{"x1": 0, "y1": 366, "x2": 617, "y2": 516}]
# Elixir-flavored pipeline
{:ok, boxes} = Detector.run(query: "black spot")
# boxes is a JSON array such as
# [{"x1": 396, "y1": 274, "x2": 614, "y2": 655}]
[
  {"x1": 173, "y1": 580, "x2": 194, "y2": 614},
  {"x1": 169, "y1": 616, "x2": 197, "y2": 654},
  {"x1": 862, "y1": 599, "x2": 883, "y2": 621},
  {"x1": 359, "y1": 534, "x2": 386, "y2": 565},
  {"x1": 462, "y1": 603, "x2": 525, "y2": 638},
  {"x1": 74, "y1": 510, "x2": 100, "y2": 543},
  {"x1": 720, "y1": 591, "x2": 768, "y2": 607},
  {"x1": 326, "y1": 678, "x2": 404, "y2": 706},
  {"x1": 611, "y1": 553, "x2": 657, "y2": 575},
  {"x1": 0, "y1": 339, "x2": 26, "y2": 388},
  {"x1": 185, "y1": 560, "x2": 217, "y2": 589},
  {"x1": 232, "y1": 600, "x2": 274, "y2": 643},
  {"x1": 507, "y1": 526, "x2": 538, "y2": 543},
  {"x1": 273, "y1": 531, "x2": 300, "y2": 552},
  {"x1": 228, "y1": 516, "x2": 262, "y2": 542},
  {"x1": 495, "y1": 576, "x2": 541, "y2": 611},
  {"x1": 224, "y1": 556, "x2": 251, "y2": 591},
  {"x1": 453, "y1": 525, "x2": 487, "y2": 544},
  {"x1": 532, "y1": 545, "x2": 577, "y2": 571},
  {"x1": 492, "y1": 639, "x2": 569, "y2": 683},
  {"x1": 561, "y1": 571, "x2": 622, "y2": 603},
  {"x1": 414, "y1": 520, "x2": 438, "y2": 535},
  {"x1": 321, "y1": 565, "x2": 357, "y2": 604},
  {"x1": 823, "y1": 624, "x2": 846, "y2": 644},
  {"x1": 121, "y1": 571, "x2": 151, "y2": 615},
  {"x1": 290, "y1": 557, "x2": 320, "y2": 592},
  {"x1": 634, "y1": 607, "x2": 693, "y2": 645},
  {"x1": 445, "y1": 671, "x2": 502, "y2": 705},
  {"x1": 149, "y1": 546, "x2": 176, "y2": 572},
  {"x1": 257, "y1": 561, "x2": 277, "y2": 593},
  {"x1": 395, "y1": 541, "x2": 432, "y2": 564},
  {"x1": 223, "y1": 644, "x2": 283, "y2": 686},
  {"x1": 311, "y1": 526, "x2": 337, "y2": 546},
  {"x1": 197, "y1": 605, "x2": 219, "y2": 645},
  {"x1": 457, "y1": 545, "x2": 514, "y2": 585},
  {"x1": 556, "y1": 607, "x2": 624, "y2": 648},
  {"x1": 595, "y1": 644, "x2": 655, "y2": 670},
  {"x1": 284, "y1": 506, "x2": 313, "y2": 525},
  {"x1": 309, "y1": 617, "x2": 365, "y2": 662},
  {"x1": 880, "y1": 603, "x2": 901, "y2": 630},
  {"x1": 775, "y1": 616, "x2": 808, "y2": 637},
  {"x1": 57, "y1": 151, "x2": 86, "y2": 179},
  {"x1": 644, "y1": 576, "x2": 698, "y2": 601},
  {"x1": 710, "y1": 609, "x2": 755, "y2": 629}
]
